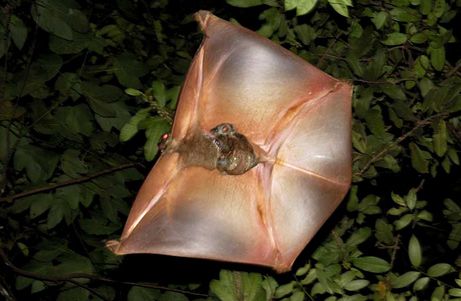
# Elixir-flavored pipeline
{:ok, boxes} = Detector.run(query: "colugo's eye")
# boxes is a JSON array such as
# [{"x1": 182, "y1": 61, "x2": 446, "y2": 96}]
[
  {"x1": 211, "y1": 123, "x2": 235, "y2": 135},
  {"x1": 158, "y1": 133, "x2": 171, "y2": 153},
  {"x1": 221, "y1": 125, "x2": 230, "y2": 133},
  {"x1": 161, "y1": 133, "x2": 170, "y2": 141}
]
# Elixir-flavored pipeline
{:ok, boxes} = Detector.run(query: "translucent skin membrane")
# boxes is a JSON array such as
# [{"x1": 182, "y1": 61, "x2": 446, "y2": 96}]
[{"x1": 107, "y1": 10, "x2": 352, "y2": 273}]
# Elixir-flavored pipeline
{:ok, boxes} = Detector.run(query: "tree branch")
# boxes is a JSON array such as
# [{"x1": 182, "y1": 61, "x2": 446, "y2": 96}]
[
  {"x1": 1, "y1": 162, "x2": 139, "y2": 203},
  {"x1": 0, "y1": 248, "x2": 209, "y2": 298},
  {"x1": 355, "y1": 112, "x2": 449, "y2": 178}
]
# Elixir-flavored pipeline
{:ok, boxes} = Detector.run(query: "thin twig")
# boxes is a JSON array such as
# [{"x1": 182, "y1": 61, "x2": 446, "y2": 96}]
[
  {"x1": 1, "y1": 163, "x2": 138, "y2": 202},
  {"x1": 389, "y1": 235, "x2": 400, "y2": 268},
  {"x1": 443, "y1": 61, "x2": 461, "y2": 83},
  {"x1": 0, "y1": 248, "x2": 109, "y2": 300},
  {"x1": 67, "y1": 280, "x2": 110, "y2": 301},
  {"x1": 317, "y1": 32, "x2": 343, "y2": 68},
  {"x1": 0, "y1": 248, "x2": 209, "y2": 298},
  {"x1": 293, "y1": 274, "x2": 314, "y2": 301},
  {"x1": 355, "y1": 112, "x2": 448, "y2": 178},
  {"x1": 1, "y1": 18, "x2": 40, "y2": 191}
]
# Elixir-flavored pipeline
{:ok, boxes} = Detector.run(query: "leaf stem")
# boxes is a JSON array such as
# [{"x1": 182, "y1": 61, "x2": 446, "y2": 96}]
[
  {"x1": 355, "y1": 112, "x2": 448, "y2": 178},
  {"x1": 0, "y1": 248, "x2": 209, "y2": 298},
  {"x1": 0, "y1": 162, "x2": 138, "y2": 202}
]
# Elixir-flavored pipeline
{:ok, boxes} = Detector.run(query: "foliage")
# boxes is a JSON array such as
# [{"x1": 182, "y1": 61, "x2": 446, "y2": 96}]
[{"x1": 0, "y1": 0, "x2": 460, "y2": 300}]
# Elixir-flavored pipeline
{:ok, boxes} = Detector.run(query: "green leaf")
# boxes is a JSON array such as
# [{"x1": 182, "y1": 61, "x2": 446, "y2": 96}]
[
  {"x1": 55, "y1": 72, "x2": 80, "y2": 99},
  {"x1": 364, "y1": 107, "x2": 386, "y2": 137},
  {"x1": 285, "y1": 0, "x2": 318, "y2": 16},
  {"x1": 296, "y1": 263, "x2": 311, "y2": 276},
  {"x1": 390, "y1": 271, "x2": 420, "y2": 288},
  {"x1": 57, "y1": 287, "x2": 89, "y2": 301},
  {"x1": 47, "y1": 202, "x2": 65, "y2": 229},
  {"x1": 413, "y1": 277, "x2": 430, "y2": 291},
  {"x1": 382, "y1": 32, "x2": 407, "y2": 46},
  {"x1": 294, "y1": 24, "x2": 316, "y2": 45},
  {"x1": 394, "y1": 213, "x2": 413, "y2": 230},
  {"x1": 79, "y1": 217, "x2": 119, "y2": 235},
  {"x1": 32, "y1": 248, "x2": 66, "y2": 265},
  {"x1": 113, "y1": 53, "x2": 149, "y2": 89},
  {"x1": 17, "y1": 242, "x2": 29, "y2": 257},
  {"x1": 456, "y1": 278, "x2": 461, "y2": 287},
  {"x1": 420, "y1": 0, "x2": 432, "y2": 15},
  {"x1": 433, "y1": 120, "x2": 447, "y2": 156},
  {"x1": 378, "y1": 154, "x2": 401, "y2": 172},
  {"x1": 31, "y1": 281, "x2": 46, "y2": 293},
  {"x1": 49, "y1": 32, "x2": 90, "y2": 54},
  {"x1": 11, "y1": 15, "x2": 28, "y2": 49},
  {"x1": 119, "y1": 109, "x2": 150, "y2": 142},
  {"x1": 261, "y1": 276, "x2": 278, "y2": 299},
  {"x1": 358, "y1": 194, "x2": 381, "y2": 215},
  {"x1": 409, "y1": 142, "x2": 430, "y2": 173},
  {"x1": 344, "y1": 280, "x2": 369, "y2": 291},
  {"x1": 364, "y1": 48, "x2": 386, "y2": 80},
  {"x1": 430, "y1": 47, "x2": 445, "y2": 71},
  {"x1": 54, "y1": 252, "x2": 94, "y2": 275},
  {"x1": 210, "y1": 270, "x2": 266, "y2": 301},
  {"x1": 227, "y1": 0, "x2": 265, "y2": 7},
  {"x1": 414, "y1": 55, "x2": 430, "y2": 77},
  {"x1": 81, "y1": 81, "x2": 124, "y2": 104},
  {"x1": 16, "y1": 276, "x2": 34, "y2": 290},
  {"x1": 125, "y1": 88, "x2": 144, "y2": 96},
  {"x1": 391, "y1": 192, "x2": 406, "y2": 206},
  {"x1": 352, "y1": 130, "x2": 367, "y2": 153},
  {"x1": 290, "y1": 291, "x2": 305, "y2": 301},
  {"x1": 431, "y1": 286, "x2": 445, "y2": 301},
  {"x1": 390, "y1": 8, "x2": 420, "y2": 22},
  {"x1": 408, "y1": 235, "x2": 422, "y2": 267},
  {"x1": 417, "y1": 210, "x2": 433, "y2": 222},
  {"x1": 347, "y1": 54, "x2": 364, "y2": 77},
  {"x1": 88, "y1": 98, "x2": 116, "y2": 117},
  {"x1": 433, "y1": 0, "x2": 446, "y2": 18},
  {"x1": 31, "y1": 0, "x2": 73, "y2": 40},
  {"x1": 9, "y1": 197, "x2": 34, "y2": 214},
  {"x1": 328, "y1": 0, "x2": 351, "y2": 17},
  {"x1": 375, "y1": 219, "x2": 394, "y2": 245},
  {"x1": 29, "y1": 194, "x2": 54, "y2": 218},
  {"x1": 419, "y1": 78, "x2": 434, "y2": 96},
  {"x1": 61, "y1": 149, "x2": 88, "y2": 177},
  {"x1": 94, "y1": 101, "x2": 131, "y2": 131},
  {"x1": 275, "y1": 281, "x2": 295, "y2": 298},
  {"x1": 405, "y1": 188, "x2": 417, "y2": 210},
  {"x1": 448, "y1": 148, "x2": 460, "y2": 165},
  {"x1": 346, "y1": 227, "x2": 371, "y2": 246},
  {"x1": 444, "y1": 198, "x2": 461, "y2": 212},
  {"x1": 31, "y1": 53, "x2": 63, "y2": 81},
  {"x1": 128, "y1": 287, "x2": 160, "y2": 301},
  {"x1": 166, "y1": 86, "x2": 180, "y2": 109},
  {"x1": 352, "y1": 256, "x2": 391, "y2": 273},
  {"x1": 449, "y1": 288, "x2": 461, "y2": 297},
  {"x1": 152, "y1": 81, "x2": 167, "y2": 107},
  {"x1": 144, "y1": 119, "x2": 171, "y2": 161},
  {"x1": 14, "y1": 144, "x2": 60, "y2": 183},
  {"x1": 427, "y1": 263, "x2": 453, "y2": 277},
  {"x1": 371, "y1": 11, "x2": 387, "y2": 29},
  {"x1": 339, "y1": 295, "x2": 368, "y2": 301},
  {"x1": 410, "y1": 32, "x2": 427, "y2": 44},
  {"x1": 347, "y1": 185, "x2": 359, "y2": 211},
  {"x1": 65, "y1": 8, "x2": 89, "y2": 32},
  {"x1": 159, "y1": 292, "x2": 188, "y2": 301},
  {"x1": 55, "y1": 104, "x2": 95, "y2": 137},
  {"x1": 381, "y1": 84, "x2": 407, "y2": 101}
]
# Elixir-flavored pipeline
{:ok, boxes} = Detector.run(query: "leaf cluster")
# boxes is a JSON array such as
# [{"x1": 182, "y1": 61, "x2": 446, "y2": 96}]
[{"x1": 0, "y1": 0, "x2": 460, "y2": 300}]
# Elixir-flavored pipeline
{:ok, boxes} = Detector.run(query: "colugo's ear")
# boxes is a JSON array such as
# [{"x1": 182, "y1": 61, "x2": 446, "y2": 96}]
[{"x1": 107, "y1": 10, "x2": 352, "y2": 273}]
